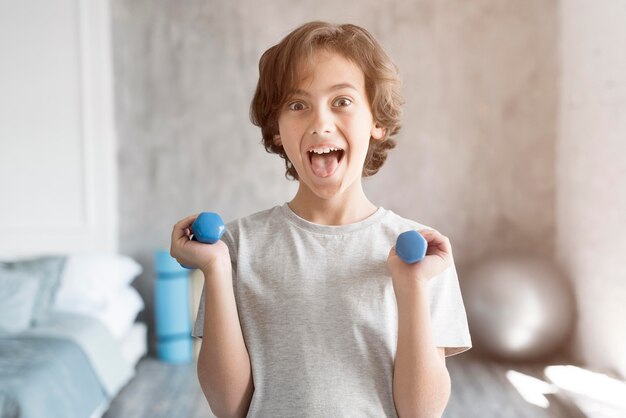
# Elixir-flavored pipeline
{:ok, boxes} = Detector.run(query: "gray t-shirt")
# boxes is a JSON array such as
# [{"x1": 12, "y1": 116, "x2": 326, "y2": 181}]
[{"x1": 193, "y1": 203, "x2": 471, "y2": 417}]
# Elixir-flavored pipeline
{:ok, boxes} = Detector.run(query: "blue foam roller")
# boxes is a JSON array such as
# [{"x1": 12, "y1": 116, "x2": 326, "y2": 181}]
[
  {"x1": 155, "y1": 274, "x2": 191, "y2": 336},
  {"x1": 155, "y1": 250, "x2": 189, "y2": 274},
  {"x1": 157, "y1": 338, "x2": 193, "y2": 364},
  {"x1": 154, "y1": 249, "x2": 192, "y2": 364},
  {"x1": 396, "y1": 230, "x2": 427, "y2": 264}
]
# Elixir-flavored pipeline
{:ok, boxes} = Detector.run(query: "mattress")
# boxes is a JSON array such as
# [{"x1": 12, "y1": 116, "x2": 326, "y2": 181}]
[
  {"x1": 87, "y1": 322, "x2": 148, "y2": 418},
  {"x1": 88, "y1": 322, "x2": 148, "y2": 418},
  {"x1": 120, "y1": 321, "x2": 148, "y2": 367},
  {"x1": 1, "y1": 312, "x2": 138, "y2": 418}
]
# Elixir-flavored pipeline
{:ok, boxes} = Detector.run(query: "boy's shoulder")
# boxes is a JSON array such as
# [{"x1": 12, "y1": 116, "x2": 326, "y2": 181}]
[{"x1": 382, "y1": 208, "x2": 434, "y2": 233}]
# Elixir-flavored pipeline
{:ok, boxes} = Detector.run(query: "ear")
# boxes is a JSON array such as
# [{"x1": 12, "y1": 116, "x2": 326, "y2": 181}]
[
  {"x1": 273, "y1": 134, "x2": 282, "y2": 146},
  {"x1": 371, "y1": 123, "x2": 385, "y2": 141}
]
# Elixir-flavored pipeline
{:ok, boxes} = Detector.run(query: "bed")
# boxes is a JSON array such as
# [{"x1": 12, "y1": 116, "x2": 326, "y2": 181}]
[{"x1": 0, "y1": 254, "x2": 147, "y2": 418}]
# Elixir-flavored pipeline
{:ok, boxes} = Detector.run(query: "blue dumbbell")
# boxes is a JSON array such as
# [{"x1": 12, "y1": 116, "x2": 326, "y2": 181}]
[
  {"x1": 180, "y1": 212, "x2": 226, "y2": 269},
  {"x1": 395, "y1": 230, "x2": 427, "y2": 264}
]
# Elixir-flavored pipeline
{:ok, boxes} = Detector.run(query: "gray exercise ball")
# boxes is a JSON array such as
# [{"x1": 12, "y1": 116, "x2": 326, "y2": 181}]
[{"x1": 461, "y1": 255, "x2": 576, "y2": 361}]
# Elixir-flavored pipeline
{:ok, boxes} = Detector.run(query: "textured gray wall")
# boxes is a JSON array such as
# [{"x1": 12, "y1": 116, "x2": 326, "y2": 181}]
[{"x1": 111, "y1": 0, "x2": 557, "y2": 348}]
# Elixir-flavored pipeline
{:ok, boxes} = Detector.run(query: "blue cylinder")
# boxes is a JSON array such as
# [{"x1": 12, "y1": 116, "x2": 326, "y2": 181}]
[{"x1": 154, "y1": 249, "x2": 192, "y2": 364}]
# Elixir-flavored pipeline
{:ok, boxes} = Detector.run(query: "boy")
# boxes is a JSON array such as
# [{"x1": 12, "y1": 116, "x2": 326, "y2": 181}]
[{"x1": 171, "y1": 21, "x2": 471, "y2": 418}]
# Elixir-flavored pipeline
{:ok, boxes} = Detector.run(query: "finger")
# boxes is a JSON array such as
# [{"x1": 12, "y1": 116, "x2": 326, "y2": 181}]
[
  {"x1": 172, "y1": 214, "x2": 199, "y2": 239},
  {"x1": 418, "y1": 229, "x2": 446, "y2": 240},
  {"x1": 175, "y1": 213, "x2": 200, "y2": 229},
  {"x1": 418, "y1": 229, "x2": 451, "y2": 253}
]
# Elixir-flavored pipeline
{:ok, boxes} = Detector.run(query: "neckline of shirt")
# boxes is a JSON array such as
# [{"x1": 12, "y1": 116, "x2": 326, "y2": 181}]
[{"x1": 279, "y1": 202, "x2": 388, "y2": 235}]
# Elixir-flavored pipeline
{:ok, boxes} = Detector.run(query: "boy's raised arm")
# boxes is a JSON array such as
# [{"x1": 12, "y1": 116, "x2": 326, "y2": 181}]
[
  {"x1": 197, "y1": 264, "x2": 254, "y2": 418},
  {"x1": 388, "y1": 229, "x2": 454, "y2": 417},
  {"x1": 170, "y1": 214, "x2": 253, "y2": 417}
]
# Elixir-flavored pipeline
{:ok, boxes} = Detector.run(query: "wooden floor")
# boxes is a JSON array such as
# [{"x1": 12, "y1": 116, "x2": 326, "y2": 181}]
[
  {"x1": 103, "y1": 357, "x2": 212, "y2": 418},
  {"x1": 103, "y1": 353, "x2": 587, "y2": 418}
]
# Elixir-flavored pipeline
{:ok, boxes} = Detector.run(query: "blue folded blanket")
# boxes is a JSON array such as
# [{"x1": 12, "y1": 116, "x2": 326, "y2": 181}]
[{"x1": 0, "y1": 336, "x2": 106, "y2": 418}]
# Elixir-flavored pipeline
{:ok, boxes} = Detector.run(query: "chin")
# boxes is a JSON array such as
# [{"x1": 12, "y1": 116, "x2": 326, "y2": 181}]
[
  {"x1": 313, "y1": 185, "x2": 344, "y2": 199},
  {"x1": 298, "y1": 176, "x2": 340, "y2": 197}
]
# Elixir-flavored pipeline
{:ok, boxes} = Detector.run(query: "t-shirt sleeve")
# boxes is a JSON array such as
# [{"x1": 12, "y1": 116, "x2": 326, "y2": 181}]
[
  {"x1": 428, "y1": 262, "x2": 472, "y2": 357},
  {"x1": 192, "y1": 226, "x2": 237, "y2": 339}
]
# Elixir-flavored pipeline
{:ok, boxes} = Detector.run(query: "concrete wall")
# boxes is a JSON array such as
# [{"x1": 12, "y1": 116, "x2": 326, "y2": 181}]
[
  {"x1": 111, "y1": 0, "x2": 558, "y2": 349},
  {"x1": 557, "y1": 0, "x2": 626, "y2": 377}
]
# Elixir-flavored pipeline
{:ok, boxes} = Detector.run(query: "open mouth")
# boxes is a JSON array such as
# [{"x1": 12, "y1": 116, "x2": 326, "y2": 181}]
[{"x1": 307, "y1": 148, "x2": 345, "y2": 178}]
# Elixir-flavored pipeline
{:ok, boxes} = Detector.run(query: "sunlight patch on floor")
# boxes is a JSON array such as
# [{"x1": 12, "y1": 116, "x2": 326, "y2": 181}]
[
  {"x1": 544, "y1": 365, "x2": 626, "y2": 418},
  {"x1": 505, "y1": 369, "x2": 557, "y2": 408},
  {"x1": 506, "y1": 364, "x2": 626, "y2": 418}
]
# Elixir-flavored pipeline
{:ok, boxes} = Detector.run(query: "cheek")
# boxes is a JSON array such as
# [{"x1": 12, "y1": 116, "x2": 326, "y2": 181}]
[
  {"x1": 350, "y1": 112, "x2": 374, "y2": 134},
  {"x1": 283, "y1": 142, "x2": 305, "y2": 167},
  {"x1": 278, "y1": 117, "x2": 301, "y2": 141},
  {"x1": 286, "y1": 144, "x2": 300, "y2": 160},
  {"x1": 349, "y1": 120, "x2": 375, "y2": 151}
]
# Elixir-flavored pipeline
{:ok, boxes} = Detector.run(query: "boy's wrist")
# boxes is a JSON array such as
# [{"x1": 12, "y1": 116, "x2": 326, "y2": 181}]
[
  {"x1": 201, "y1": 263, "x2": 232, "y2": 283},
  {"x1": 392, "y1": 277, "x2": 429, "y2": 304}
]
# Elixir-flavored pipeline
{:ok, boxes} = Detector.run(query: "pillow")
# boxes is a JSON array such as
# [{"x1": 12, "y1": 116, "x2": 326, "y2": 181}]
[
  {"x1": 95, "y1": 285, "x2": 145, "y2": 340},
  {"x1": 55, "y1": 285, "x2": 145, "y2": 340},
  {"x1": 54, "y1": 253, "x2": 142, "y2": 309},
  {"x1": 0, "y1": 270, "x2": 40, "y2": 333},
  {"x1": 0, "y1": 256, "x2": 66, "y2": 325}
]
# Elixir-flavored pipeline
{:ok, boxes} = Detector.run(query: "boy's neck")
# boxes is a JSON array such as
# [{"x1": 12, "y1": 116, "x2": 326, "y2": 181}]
[{"x1": 287, "y1": 183, "x2": 378, "y2": 226}]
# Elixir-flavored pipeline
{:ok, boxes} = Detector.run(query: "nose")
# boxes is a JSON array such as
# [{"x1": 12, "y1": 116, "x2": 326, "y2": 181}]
[{"x1": 309, "y1": 106, "x2": 335, "y2": 135}]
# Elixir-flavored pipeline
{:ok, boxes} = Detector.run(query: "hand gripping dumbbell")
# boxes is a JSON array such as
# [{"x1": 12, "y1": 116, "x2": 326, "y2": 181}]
[
  {"x1": 395, "y1": 230, "x2": 428, "y2": 264},
  {"x1": 180, "y1": 212, "x2": 226, "y2": 269}
]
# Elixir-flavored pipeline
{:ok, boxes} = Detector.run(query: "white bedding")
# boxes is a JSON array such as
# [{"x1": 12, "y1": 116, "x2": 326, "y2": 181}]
[
  {"x1": 2, "y1": 251, "x2": 148, "y2": 417},
  {"x1": 54, "y1": 285, "x2": 145, "y2": 340},
  {"x1": 52, "y1": 253, "x2": 145, "y2": 339}
]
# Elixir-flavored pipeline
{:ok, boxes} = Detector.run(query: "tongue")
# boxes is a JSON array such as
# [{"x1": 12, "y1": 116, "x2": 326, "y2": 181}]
[{"x1": 310, "y1": 151, "x2": 340, "y2": 177}]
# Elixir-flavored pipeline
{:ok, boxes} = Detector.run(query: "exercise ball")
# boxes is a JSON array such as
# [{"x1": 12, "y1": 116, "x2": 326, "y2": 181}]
[{"x1": 461, "y1": 255, "x2": 576, "y2": 361}]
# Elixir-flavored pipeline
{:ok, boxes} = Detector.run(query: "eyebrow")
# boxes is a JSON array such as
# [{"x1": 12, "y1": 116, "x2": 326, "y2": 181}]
[{"x1": 289, "y1": 83, "x2": 358, "y2": 97}]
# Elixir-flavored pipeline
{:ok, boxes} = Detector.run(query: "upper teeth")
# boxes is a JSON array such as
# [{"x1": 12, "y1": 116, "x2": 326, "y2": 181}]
[{"x1": 309, "y1": 147, "x2": 342, "y2": 154}]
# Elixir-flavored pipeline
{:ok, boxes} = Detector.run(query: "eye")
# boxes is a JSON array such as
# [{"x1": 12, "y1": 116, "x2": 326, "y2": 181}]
[
  {"x1": 287, "y1": 101, "x2": 306, "y2": 111},
  {"x1": 333, "y1": 97, "x2": 352, "y2": 107}
]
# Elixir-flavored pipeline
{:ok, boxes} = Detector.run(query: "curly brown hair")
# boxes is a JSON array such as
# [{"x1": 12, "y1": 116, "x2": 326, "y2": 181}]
[{"x1": 250, "y1": 21, "x2": 404, "y2": 181}]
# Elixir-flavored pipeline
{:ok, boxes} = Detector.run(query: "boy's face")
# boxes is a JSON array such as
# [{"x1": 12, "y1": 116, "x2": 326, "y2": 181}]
[{"x1": 274, "y1": 49, "x2": 384, "y2": 199}]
